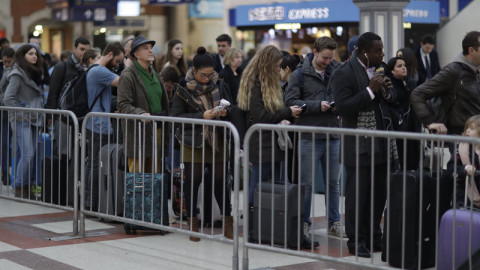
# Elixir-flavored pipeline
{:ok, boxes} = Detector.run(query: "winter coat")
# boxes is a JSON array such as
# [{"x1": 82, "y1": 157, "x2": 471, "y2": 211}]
[
  {"x1": 411, "y1": 57, "x2": 480, "y2": 135},
  {"x1": 172, "y1": 79, "x2": 232, "y2": 163},
  {"x1": 247, "y1": 79, "x2": 292, "y2": 163},
  {"x1": 4, "y1": 64, "x2": 44, "y2": 126},
  {"x1": 117, "y1": 63, "x2": 170, "y2": 158},
  {"x1": 219, "y1": 65, "x2": 242, "y2": 105},
  {"x1": 284, "y1": 52, "x2": 340, "y2": 139},
  {"x1": 46, "y1": 56, "x2": 82, "y2": 109}
]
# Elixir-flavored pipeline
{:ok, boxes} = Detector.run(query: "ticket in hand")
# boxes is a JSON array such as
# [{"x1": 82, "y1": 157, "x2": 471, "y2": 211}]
[{"x1": 213, "y1": 99, "x2": 231, "y2": 113}]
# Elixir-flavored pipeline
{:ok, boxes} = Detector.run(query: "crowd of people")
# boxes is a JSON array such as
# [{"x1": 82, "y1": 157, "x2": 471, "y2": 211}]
[{"x1": 1, "y1": 29, "x2": 480, "y2": 256}]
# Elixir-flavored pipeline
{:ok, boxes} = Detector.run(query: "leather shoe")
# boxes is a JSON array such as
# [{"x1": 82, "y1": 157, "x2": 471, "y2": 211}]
[
  {"x1": 348, "y1": 245, "x2": 371, "y2": 258},
  {"x1": 301, "y1": 234, "x2": 319, "y2": 249}
]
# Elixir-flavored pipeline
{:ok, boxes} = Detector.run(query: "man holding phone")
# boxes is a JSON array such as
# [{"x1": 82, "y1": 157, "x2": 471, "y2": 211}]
[{"x1": 285, "y1": 37, "x2": 345, "y2": 240}]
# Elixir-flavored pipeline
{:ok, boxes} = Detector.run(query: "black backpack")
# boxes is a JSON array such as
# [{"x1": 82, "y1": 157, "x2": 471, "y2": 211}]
[{"x1": 57, "y1": 64, "x2": 103, "y2": 119}]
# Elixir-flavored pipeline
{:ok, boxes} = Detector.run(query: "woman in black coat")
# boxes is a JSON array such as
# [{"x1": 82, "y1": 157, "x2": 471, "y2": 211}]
[
  {"x1": 218, "y1": 48, "x2": 243, "y2": 105},
  {"x1": 237, "y1": 45, "x2": 302, "y2": 206},
  {"x1": 172, "y1": 46, "x2": 233, "y2": 241},
  {"x1": 386, "y1": 56, "x2": 421, "y2": 170}
]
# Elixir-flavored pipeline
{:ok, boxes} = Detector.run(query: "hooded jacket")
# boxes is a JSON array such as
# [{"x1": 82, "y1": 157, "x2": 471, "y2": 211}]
[
  {"x1": 284, "y1": 52, "x2": 340, "y2": 139},
  {"x1": 4, "y1": 64, "x2": 44, "y2": 126},
  {"x1": 411, "y1": 52, "x2": 480, "y2": 135}
]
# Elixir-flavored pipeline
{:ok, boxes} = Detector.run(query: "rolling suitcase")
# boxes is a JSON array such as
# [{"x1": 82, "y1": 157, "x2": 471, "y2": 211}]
[
  {"x1": 437, "y1": 175, "x2": 480, "y2": 270},
  {"x1": 98, "y1": 144, "x2": 126, "y2": 217},
  {"x1": 251, "y1": 181, "x2": 304, "y2": 249},
  {"x1": 382, "y1": 169, "x2": 437, "y2": 269},
  {"x1": 124, "y1": 124, "x2": 169, "y2": 234},
  {"x1": 42, "y1": 156, "x2": 70, "y2": 205}
]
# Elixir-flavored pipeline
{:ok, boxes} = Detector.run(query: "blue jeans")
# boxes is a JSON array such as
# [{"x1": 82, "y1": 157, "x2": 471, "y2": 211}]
[
  {"x1": 248, "y1": 162, "x2": 282, "y2": 205},
  {"x1": 11, "y1": 121, "x2": 37, "y2": 187},
  {"x1": 299, "y1": 138, "x2": 341, "y2": 227}
]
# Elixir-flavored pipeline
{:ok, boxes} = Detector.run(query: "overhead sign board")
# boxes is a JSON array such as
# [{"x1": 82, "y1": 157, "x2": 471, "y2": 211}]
[
  {"x1": 149, "y1": 0, "x2": 195, "y2": 4},
  {"x1": 233, "y1": 0, "x2": 440, "y2": 27},
  {"x1": 52, "y1": 6, "x2": 114, "y2": 21},
  {"x1": 189, "y1": 0, "x2": 223, "y2": 18}
]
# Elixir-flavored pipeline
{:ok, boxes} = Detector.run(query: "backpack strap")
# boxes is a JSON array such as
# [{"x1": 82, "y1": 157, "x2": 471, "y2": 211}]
[{"x1": 86, "y1": 64, "x2": 105, "y2": 113}]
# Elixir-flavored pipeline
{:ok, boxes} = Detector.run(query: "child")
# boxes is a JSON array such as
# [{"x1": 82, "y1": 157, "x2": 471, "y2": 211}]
[{"x1": 458, "y1": 115, "x2": 480, "y2": 207}]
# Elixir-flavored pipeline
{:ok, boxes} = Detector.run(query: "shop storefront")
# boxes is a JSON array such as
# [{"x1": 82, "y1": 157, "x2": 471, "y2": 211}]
[{"x1": 230, "y1": 0, "x2": 440, "y2": 61}]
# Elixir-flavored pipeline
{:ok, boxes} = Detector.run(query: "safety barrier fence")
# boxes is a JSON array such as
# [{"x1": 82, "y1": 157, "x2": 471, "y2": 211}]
[
  {"x1": 242, "y1": 123, "x2": 480, "y2": 270},
  {"x1": 2, "y1": 106, "x2": 480, "y2": 270},
  {"x1": 0, "y1": 107, "x2": 80, "y2": 233}
]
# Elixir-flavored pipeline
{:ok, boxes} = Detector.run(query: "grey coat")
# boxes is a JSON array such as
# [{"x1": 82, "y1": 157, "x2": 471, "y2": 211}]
[
  {"x1": 4, "y1": 64, "x2": 44, "y2": 126},
  {"x1": 284, "y1": 53, "x2": 340, "y2": 139},
  {"x1": 117, "y1": 63, "x2": 170, "y2": 158}
]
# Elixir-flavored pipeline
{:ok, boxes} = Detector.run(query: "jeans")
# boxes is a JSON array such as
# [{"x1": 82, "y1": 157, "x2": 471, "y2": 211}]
[
  {"x1": 299, "y1": 138, "x2": 341, "y2": 227},
  {"x1": 11, "y1": 121, "x2": 37, "y2": 187},
  {"x1": 248, "y1": 162, "x2": 282, "y2": 205},
  {"x1": 1, "y1": 111, "x2": 11, "y2": 178}
]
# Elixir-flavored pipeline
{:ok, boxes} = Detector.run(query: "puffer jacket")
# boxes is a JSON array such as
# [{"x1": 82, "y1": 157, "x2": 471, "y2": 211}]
[
  {"x1": 4, "y1": 64, "x2": 44, "y2": 126},
  {"x1": 284, "y1": 52, "x2": 340, "y2": 139},
  {"x1": 411, "y1": 61, "x2": 480, "y2": 135}
]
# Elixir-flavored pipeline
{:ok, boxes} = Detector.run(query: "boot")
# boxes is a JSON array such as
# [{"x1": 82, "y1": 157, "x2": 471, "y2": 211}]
[
  {"x1": 224, "y1": 216, "x2": 233, "y2": 239},
  {"x1": 187, "y1": 217, "x2": 200, "y2": 242}
]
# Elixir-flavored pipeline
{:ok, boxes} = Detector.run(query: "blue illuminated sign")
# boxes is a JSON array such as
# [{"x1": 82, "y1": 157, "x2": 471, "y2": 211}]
[
  {"x1": 235, "y1": 0, "x2": 359, "y2": 26},
  {"x1": 233, "y1": 0, "x2": 440, "y2": 27},
  {"x1": 404, "y1": 1, "x2": 440, "y2": 24}
]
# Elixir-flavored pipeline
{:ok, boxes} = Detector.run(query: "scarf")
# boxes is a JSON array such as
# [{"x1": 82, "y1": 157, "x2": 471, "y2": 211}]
[
  {"x1": 184, "y1": 68, "x2": 222, "y2": 150},
  {"x1": 350, "y1": 50, "x2": 376, "y2": 131}
]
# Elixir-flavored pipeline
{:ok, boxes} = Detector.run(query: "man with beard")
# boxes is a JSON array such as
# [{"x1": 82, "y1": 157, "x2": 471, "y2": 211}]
[
  {"x1": 84, "y1": 41, "x2": 125, "y2": 211},
  {"x1": 329, "y1": 32, "x2": 392, "y2": 258}
]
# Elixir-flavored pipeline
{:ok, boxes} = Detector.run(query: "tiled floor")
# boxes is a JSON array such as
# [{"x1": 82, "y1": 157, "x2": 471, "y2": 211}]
[{"x1": 1, "y1": 184, "x2": 389, "y2": 270}]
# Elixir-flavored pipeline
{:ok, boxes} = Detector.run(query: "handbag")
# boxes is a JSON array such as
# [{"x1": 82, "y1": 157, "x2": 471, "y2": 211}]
[{"x1": 174, "y1": 125, "x2": 204, "y2": 148}]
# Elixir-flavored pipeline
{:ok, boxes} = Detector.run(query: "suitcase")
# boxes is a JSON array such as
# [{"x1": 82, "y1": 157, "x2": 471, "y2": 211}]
[
  {"x1": 124, "y1": 123, "x2": 168, "y2": 234},
  {"x1": 42, "y1": 157, "x2": 71, "y2": 205},
  {"x1": 251, "y1": 181, "x2": 304, "y2": 249},
  {"x1": 98, "y1": 144, "x2": 126, "y2": 217},
  {"x1": 457, "y1": 246, "x2": 480, "y2": 270},
  {"x1": 382, "y1": 169, "x2": 437, "y2": 269},
  {"x1": 124, "y1": 172, "x2": 169, "y2": 234},
  {"x1": 437, "y1": 175, "x2": 480, "y2": 270}
]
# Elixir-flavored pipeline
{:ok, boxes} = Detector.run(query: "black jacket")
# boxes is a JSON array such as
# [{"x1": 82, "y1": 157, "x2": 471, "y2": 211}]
[
  {"x1": 411, "y1": 61, "x2": 480, "y2": 135},
  {"x1": 213, "y1": 54, "x2": 223, "y2": 73},
  {"x1": 46, "y1": 57, "x2": 82, "y2": 109},
  {"x1": 330, "y1": 60, "x2": 390, "y2": 166},
  {"x1": 415, "y1": 47, "x2": 441, "y2": 86},
  {"x1": 284, "y1": 52, "x2": 340, "y2": 139},
  {"x1": 219, "y1": 65, "x2": 242, "y2": 105},
  {"x1": 247, "y1": 79, "x2": 292, "y2": 163}
]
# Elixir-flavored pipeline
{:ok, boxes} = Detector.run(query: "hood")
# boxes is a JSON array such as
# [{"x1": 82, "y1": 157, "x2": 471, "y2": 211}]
[{"x1": 452, "y1": 52, "x2": 480, "y2": 74}]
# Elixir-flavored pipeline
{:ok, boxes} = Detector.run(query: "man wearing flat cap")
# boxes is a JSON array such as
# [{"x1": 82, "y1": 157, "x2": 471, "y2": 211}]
[
  {"x1": 117, "y1": 35, "x2": 170, "y2": 174},
  {"x1": 84, "y1": 41, "x2": 125, "y2": 210}
]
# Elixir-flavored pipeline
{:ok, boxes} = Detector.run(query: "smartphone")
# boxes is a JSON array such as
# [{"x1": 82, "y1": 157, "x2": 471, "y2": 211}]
[{"x1": 299, "y1": 104, "x2": 307, "y2": 115}]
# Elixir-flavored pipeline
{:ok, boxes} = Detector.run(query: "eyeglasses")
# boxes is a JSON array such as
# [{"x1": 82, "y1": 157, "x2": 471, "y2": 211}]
[{"x1": 197, "y1": 71, "x2": 215, "y2": 79}]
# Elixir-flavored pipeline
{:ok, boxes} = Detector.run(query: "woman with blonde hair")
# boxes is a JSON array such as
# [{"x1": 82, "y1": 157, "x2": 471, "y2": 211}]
[
  {"x1": 219, "y1": 48, "x2": 243, "y2": 104},
  {"x1": 237, "y1": 45, "x2": 302, "y2": 206}
]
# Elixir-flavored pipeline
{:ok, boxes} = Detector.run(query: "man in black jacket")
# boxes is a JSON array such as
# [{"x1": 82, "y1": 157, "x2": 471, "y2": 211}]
[
  {"x1": 213, "y1": 34, "x2": 231, "y2": 73},
  {"x1": 415, "y1": 34, "x2": 441, "y2": 86},
  {"x1": 46, "y1": 37, "x2": 91, "y2": 111},
  {"x1": 329, "y1": 32, "x2": 392, "y2": 258},
  {"x1": 45, "y1": 37, "x2": 90, "y2": 157}
]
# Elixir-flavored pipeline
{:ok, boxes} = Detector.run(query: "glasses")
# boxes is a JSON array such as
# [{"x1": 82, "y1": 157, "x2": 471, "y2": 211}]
[{"x1": 197, "y1": 71, "x2": 215, "y2": 79}]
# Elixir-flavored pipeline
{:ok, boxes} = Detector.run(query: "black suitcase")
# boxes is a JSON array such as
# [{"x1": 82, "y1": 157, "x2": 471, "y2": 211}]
[
  {"x1": 98, "y1": 144, "x2": 126, "y2": 217},
  {"x1": 251, "y1": 181, "x2": 304, "y2": 249},
  {"x1": 42, "y1": 157, "x2": 73, "y2": 206},
  {"x1": 382, "y1": 170, "x2": 437, "y2": 269}
]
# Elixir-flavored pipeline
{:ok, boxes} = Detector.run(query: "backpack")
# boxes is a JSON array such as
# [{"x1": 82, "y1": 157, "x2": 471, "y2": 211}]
[{"x1": 57, "y1": 64, "x2": 103, "y2": 119}]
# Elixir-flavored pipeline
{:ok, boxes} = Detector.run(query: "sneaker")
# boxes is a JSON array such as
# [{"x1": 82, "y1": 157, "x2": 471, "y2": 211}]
[
  {"x1": 303, "y1": 222, "x2": 311, "y2": 235},
  {"x1": 328, "y1": 221, "x2": 347, "y2": 238}
]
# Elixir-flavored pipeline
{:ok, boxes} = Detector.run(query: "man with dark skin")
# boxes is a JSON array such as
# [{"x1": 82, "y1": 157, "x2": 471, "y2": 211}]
[{"x1": 329, "y1": 32, "x2": 392, "y2": 258}]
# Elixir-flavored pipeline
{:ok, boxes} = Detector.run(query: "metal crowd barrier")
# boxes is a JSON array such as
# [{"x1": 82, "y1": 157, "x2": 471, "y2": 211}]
[
  {"x1": 79, "y1": 112, "x2": 241, "y2": 270},
  {"x1": 0, "y1": 107, "x2": 80, "y2": 234},
  {"x1": 241, "y1": 123, "x2": 480, "y2": 270}
]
